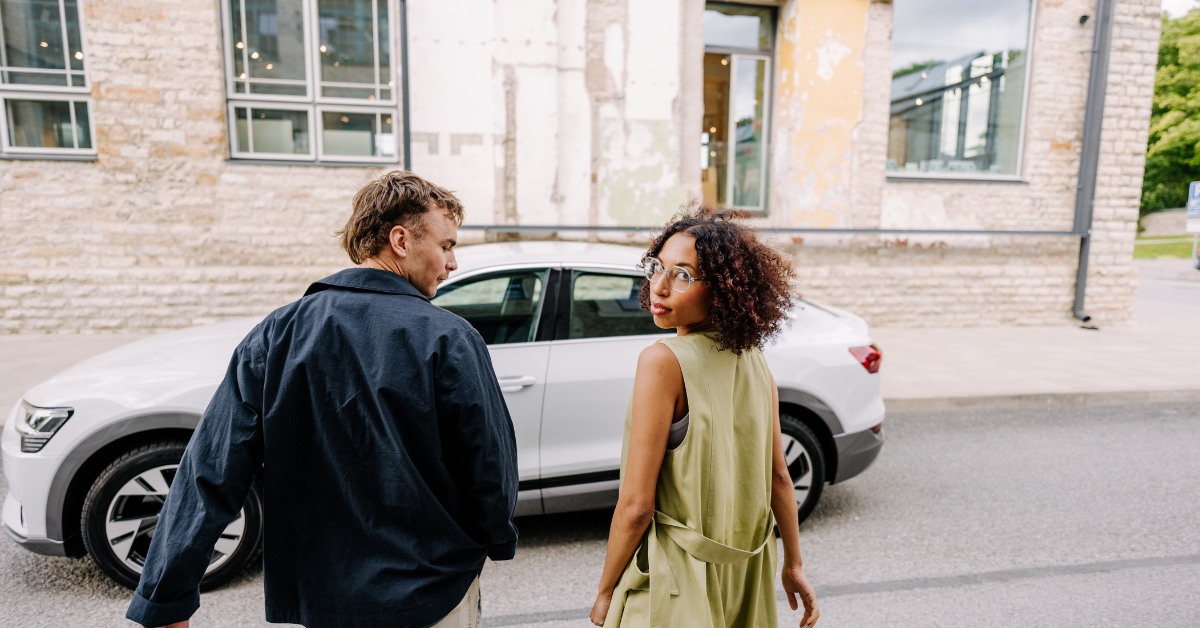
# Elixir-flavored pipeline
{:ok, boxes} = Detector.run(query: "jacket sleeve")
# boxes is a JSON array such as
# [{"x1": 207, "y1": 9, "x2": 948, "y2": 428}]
[
  {"x1": 435, "y1": 326, "x2": 520, "y2": 560},
  {"x1": 126, "y1": 332, "x2": 267, "y2": 627}
]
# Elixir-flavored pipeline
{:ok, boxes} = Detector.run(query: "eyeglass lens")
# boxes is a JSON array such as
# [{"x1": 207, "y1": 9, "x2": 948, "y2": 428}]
[{"x1": 645, "y1": 259, "x2": 694, "y2": 293}]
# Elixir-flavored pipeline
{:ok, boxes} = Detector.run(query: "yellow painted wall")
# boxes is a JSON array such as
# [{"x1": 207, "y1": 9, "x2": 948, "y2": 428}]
[{"x1": 772, "y1": 0, "x2": 867, "y2": 227}]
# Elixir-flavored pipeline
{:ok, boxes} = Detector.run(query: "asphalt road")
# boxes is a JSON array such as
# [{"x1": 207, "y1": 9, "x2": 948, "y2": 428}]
[{"x1": 2, "y1": 402, "x2": 1198, "y2": 628}]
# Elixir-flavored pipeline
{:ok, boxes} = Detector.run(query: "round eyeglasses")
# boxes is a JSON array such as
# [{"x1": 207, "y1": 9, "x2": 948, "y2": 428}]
[{"x1": 643, "y1": 257, "x2": 705, "y2": 293}]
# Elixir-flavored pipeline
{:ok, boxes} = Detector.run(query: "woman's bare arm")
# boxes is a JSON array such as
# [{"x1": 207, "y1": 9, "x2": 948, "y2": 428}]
[
  {"x1": 769, "y1": 376, "x2": 820, "y2": 627},
  {"x1": 589, "y1": 343, "x2": 682, "y2": 625}
]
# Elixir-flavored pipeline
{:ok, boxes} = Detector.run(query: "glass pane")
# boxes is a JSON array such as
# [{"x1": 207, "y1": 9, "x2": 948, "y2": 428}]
[
  {"x1": 231, "y1": 0, "x2": 306, "y2": 90},
  {"x1": 731, "y1": 56, "x2": 766, "y2": 209},
  {"x1": 318, "y1": 0, "x2": 386, "y2": 98},
  {"x1": 569, "y1": 273, "x2": 662, "y2": 340},
  {"x1": 701, "y1": 52, "x2": 730, "y2": 207},
  {"x1": 233, "y1": 106, "x2": 250, "y2": 152},
  {"x1": 235, "y1": 107, "x2": 309, "y2": 154},
  {"x1": 378, "y1": 112, "x2": 394, "y2": 156},
  {"x1": 376, "y1": 0, "x2": 390, "y2": 90},
  {"x1": 6, "y1": 99, "x2": 74, "y2": 148},
  {"x1": 322, "y1": 110, "x2": 382, "y2": 157},
  {"x1": 887, "y1": 0, "x2": 1032, "y2": 176},
  {"x1": 64, "y1": 0, "x2": 82, "y2": 71},
  {"x1": 248, "y1": 81, "x2": 307, "y2": 96},
  {"x1": 432, "y1": 270, "x2": 548, "y2": 345},
  {"x1": 72, "y1": 100, "x2": 89, "y2": 148},
  {"x1": 703, "y1": 3, "x2": 772, "y2": 50},
  {"x1": 0, "y1": 0, "x2": 69, "y2": 86}
]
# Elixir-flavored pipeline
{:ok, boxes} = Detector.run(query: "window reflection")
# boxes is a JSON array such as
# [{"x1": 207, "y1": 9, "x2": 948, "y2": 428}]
[
  {"x1": 887, "y1": 0, "x2": 1032, "y2": 176},
  {"x1": 4, "y1": 99, "x2": 89, "y2": 149},
  {"x1": 321, "y1": 110, "x2": 394, "y2": 158},
  {"x1": 230, "y1": 0, "x2": 307, "y2": 96},
  {"x1": 318, "y1": 0, "x2": 391, "y2": 100},
  {"x1": 234, "y1": 107, "x2": 310, "y2": 155}
]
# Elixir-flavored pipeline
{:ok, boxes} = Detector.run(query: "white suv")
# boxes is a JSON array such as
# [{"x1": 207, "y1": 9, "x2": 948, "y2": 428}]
[{"x1": 2, "y1": 241, "x2": 885, "y2": 590}]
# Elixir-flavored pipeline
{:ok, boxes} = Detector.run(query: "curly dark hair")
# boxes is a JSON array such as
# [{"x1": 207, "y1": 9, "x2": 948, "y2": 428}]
[{"x1": 638, "y1": 204, "x2": 797, "y2": 354}]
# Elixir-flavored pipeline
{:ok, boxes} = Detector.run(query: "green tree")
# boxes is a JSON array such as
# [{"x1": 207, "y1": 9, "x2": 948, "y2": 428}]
[{"x1": 1143, "y1": 10, "x2": 1200, "y2": 214}]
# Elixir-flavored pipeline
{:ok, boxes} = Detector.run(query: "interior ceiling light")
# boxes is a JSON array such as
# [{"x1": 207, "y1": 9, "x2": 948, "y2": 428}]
[
  {"x1": 721, "y1": 58, "x2": 728, "y2": 65},
  {"x1": 251, "y1": 51, "x2": 259, "y2": 59},
  {"x1": 385, "y1": 117, "x2": 392, "y2": 124},
  {"x1": 74, "y1": 51, "x2": 83, "y2": 59},
  {"x1": 340, "y1": 116, "x2": 350, "y2": 123},
  {"x1": 921, "y1": 72, "x2": 927, "y2": 78},
  {"x1": 265, "y1": 63, "x2": 273, "y2": 69},
  {"x1": 40, "y1": 41, "x2": 48, "y2": 47},
  {"x1": 320, "y1": 45, "x2": 327, "y2": 52},
  {"x1": 915, "y1": 98, "x2": 923, "y2": 105},
  {"x1": 236, "y1": 41, "x2": 244, "y2": 49}
]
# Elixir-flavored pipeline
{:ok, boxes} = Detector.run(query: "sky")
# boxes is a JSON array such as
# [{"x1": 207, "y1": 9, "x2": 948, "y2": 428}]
[
  {"x1": 891, "y1": 0, "x2": 1031, "y2": 71},
  {"x1": 1163, "y1": 0, "x2": 1200, "y2": 18}
]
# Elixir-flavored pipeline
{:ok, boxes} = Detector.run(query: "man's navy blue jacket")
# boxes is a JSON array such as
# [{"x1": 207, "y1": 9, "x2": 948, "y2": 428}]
[{"x1": 126, "y1": 268, "x2": 519, "y2": 628}]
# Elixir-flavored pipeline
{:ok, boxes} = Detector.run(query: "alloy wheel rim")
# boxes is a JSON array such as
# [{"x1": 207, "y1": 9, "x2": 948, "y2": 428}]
[
  {"x1": 103, "y1": 464, "x2": 246, "y2": 575},
  {"x1": 780, "y1": 434, "x2": 813, "y2": 506}
]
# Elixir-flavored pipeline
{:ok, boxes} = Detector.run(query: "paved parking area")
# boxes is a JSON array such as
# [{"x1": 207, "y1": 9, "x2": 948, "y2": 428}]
[{"x1": 3, "y1": 401, "x2": 1197, "y2": 628}]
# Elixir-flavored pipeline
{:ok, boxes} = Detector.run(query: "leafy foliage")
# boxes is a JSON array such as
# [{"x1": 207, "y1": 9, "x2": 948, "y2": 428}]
[{"x1": 1143, "y1": 11, "x2": 1200, "y2": 214}]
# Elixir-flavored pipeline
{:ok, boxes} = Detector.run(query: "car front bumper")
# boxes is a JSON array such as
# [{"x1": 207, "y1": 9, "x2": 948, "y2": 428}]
[
  {"x1": 832, "y1": 424, "x2": 884, "y2": 484},
  {"x1": 2, "y1": 492, "x2": 65, "y2": 556}
]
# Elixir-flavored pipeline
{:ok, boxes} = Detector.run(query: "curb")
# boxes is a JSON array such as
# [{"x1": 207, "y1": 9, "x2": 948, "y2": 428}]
[{"x1": 883, "y1": 389, "x2": 1200, "y2": 413}]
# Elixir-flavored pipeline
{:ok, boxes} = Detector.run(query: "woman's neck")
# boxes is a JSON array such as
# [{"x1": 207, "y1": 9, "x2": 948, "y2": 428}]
[{"x1": 677, "y1": 318, "x2": 715, "y2": 336}]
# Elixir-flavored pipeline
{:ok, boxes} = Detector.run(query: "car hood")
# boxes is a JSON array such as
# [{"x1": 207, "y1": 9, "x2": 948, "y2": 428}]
[{"x1": 23, "y1": 317, "x2": 263, "y2": 410}]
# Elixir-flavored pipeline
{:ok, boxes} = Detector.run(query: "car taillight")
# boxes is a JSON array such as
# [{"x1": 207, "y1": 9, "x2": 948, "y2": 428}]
[
  {"x1": 869, "y1": 423, "x2": 883, "y2": 435},
  {"x1": 849, "y1": 344, "x2": 882, "y2": 374}
]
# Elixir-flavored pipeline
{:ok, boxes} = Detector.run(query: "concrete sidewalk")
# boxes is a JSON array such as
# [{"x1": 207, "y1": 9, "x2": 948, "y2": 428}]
[
  {"x1": 873, "y1": 258, "x2": 1200, "y2": 410},
  {"x1": 1, "y1": 259, "x2": 1197, "y2": 419}
]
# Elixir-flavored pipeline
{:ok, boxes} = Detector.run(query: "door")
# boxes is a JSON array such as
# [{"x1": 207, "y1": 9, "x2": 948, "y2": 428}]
[
  {"x1": 431, "y1": 267, "x2": 555, "y2": 516},
  {"x1": 538, "y1": 269, "x2": 670, "y2": 512}
]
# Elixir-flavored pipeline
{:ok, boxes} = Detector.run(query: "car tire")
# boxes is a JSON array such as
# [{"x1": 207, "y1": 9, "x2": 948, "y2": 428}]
[
  {"x1": 779, "y1": 414, "x2": 826, "y2": 525},
  {"x1": 81, "y1": 440, "x2": 263, "y2": 591}
]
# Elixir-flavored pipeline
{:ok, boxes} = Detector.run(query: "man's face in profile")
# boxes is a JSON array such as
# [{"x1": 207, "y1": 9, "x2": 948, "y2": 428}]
[{"x1": 406, "y1": 209, "x2": 459, "y2": 298}]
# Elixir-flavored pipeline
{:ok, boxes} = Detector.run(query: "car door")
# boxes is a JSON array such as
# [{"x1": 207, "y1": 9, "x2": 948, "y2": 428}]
[
  {"x1": 431, "y1": 266, "x2": 557, "y2": 516},
  {"x1": 538, "y1": 267, "x2": 670, "y2": 513}
]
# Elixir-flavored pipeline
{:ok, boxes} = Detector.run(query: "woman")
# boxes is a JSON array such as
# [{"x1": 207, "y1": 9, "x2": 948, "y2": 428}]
[{"x1": 589, "y1": 207, "x2": 820, "y2": 628}]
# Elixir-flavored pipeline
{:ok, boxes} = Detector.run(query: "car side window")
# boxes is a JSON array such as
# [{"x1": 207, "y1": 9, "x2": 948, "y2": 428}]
[
  {"x1": 432, "y1": 269, "x2": 549, "y2": 345},
  {"x1": 568, "y1": 271, "x2": 664, "y2": 340}
]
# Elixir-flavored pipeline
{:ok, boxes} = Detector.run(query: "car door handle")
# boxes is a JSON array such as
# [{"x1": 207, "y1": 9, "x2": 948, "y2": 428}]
[{"x1": 497, "y1": 375, "x2": 538, "y2": 393}]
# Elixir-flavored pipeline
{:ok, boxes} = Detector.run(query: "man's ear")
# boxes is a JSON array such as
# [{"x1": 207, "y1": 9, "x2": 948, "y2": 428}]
[{"x1": 389, "y1": 225, "x2": 408, "y2": 259}]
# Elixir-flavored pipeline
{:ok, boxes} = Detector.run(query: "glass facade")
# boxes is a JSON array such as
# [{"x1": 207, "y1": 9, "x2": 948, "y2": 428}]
[{"x1": 886, "y1": 0, "x2": 1033, "y2": 177}]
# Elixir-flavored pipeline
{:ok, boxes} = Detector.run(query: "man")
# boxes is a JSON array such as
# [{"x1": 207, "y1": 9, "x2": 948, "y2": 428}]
[{"x1": 126, "y1": 171, "x2": 519, "y2": 628}]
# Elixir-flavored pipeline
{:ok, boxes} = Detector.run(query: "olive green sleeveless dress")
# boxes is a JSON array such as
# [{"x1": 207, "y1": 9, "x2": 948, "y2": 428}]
[{"x1": 604, "y1": 332, "x2": 778, "y2": 628}]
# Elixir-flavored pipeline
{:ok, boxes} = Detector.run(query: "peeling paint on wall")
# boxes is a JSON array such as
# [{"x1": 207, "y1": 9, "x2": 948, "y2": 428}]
[{"x1": 771, "y1": 0, "x2": 867, "y2": 228}]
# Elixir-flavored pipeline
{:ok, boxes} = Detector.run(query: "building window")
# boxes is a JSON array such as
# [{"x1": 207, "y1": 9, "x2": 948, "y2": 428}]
[
  {"x1": 222, "y1": 0, "x2": 401, "y2": 164},
  {"x1": 0, "y1": 0, "x2": 95, "y2": 157},
  {"x1": 702, "y1": 2, "x2": 773, "y2": 212},
  {"x1": 887, "y1": 0, "x2": 1034, "y2": 178}
]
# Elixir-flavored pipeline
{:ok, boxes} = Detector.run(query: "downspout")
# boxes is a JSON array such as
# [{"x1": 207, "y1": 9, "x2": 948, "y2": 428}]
[
  {"x1": 1072, "y1": 0, "x2": 1116, "y2": 325},
  {"x1": 399, "y1": 0, "x2": 412, "y2": 171}
]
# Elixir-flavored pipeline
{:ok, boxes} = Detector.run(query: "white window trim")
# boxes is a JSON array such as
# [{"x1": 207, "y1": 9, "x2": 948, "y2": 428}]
[
  {"x1": 885, "y1": 0, "x2": 1039, "y2": 182},
  {"x1": 227, "y1": 101, "x2": 316, "y2": 161},
  {"x1": 0, "y1": 0, "x2": 95, "y2": 158},
  {"x1": 220, "y1": 0, "x2": 401, "y2": 163},
  {"x1": 315, "y1": 103, "x2": 399, "y2": 163},
  {"x1": 724, "y1": 52, "x2": 771, "y2": 214}
]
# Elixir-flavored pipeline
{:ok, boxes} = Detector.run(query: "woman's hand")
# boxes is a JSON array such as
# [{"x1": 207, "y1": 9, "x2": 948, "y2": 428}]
[
  {"x1": 589, "y1": 590, "x2": 613, "y2": 626},
  {"x1": 781, "y1": 563, "x2": 819, "y2": 628}
]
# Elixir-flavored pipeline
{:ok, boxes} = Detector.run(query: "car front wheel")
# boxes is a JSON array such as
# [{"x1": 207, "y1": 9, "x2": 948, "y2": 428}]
[
  {"x1": 780, "y1": 415, "x2": 826, "y2": 524},
  {"x1": 80, "y1": 439, "x2": 263, "y2": 591}
]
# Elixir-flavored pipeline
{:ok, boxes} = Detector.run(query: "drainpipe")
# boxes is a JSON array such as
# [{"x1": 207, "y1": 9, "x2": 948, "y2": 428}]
[
  {"x1": 1072, "y1": 0, "x2": 1116, "y2": 325},
  {"x1": 399, "y1": 0, "x2": 412, "y2": 171}
]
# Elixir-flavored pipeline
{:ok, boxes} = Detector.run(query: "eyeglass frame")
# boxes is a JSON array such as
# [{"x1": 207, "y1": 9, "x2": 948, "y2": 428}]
[{"x1": 641, "y1": 257, "x2": 706, "y2": 293}]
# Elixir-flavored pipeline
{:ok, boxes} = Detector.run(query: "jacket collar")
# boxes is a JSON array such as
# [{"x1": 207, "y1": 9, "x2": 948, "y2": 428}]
[{"x1": 304, "y1": 267, "x2": 429, "y2": 300}]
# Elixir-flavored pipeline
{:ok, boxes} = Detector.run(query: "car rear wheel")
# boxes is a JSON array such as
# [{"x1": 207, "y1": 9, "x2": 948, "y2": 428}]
[
  {"x1": 780, "y1": 415, "x2": 825, "y2": 524},
  {"x1": 81, "y1": 440, "x2": 263, "y2": 591}
]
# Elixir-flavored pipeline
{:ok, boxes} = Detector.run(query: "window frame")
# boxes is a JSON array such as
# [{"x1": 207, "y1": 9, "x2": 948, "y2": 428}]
[
  {"x1": 227, "y1": 101, "x2": 315, "y2": 160},
  {"x1": 315, "y1": 103, "x2": 398, "y2": 163},
  {"x1": 884, "y1": 0, "x2": 1039, "y2": 182},
  {"x1": 0, "y1": 0, "x2": 96, "y2": 159},
  {"x1": 219, "y1": 0, "x2": 403, "y2": 165},
  {"x1": 702, "y1": 2, "x2": 776, "y2": 215}
]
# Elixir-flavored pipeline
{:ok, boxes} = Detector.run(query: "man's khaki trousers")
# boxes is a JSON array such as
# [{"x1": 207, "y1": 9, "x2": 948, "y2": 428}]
[{"x1": 428, "y1": 576, "x2": 481, "y2": 628}]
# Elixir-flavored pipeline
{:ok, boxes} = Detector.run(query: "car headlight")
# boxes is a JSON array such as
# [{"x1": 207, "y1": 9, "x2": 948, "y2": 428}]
[{"x1": 15, "y1": 401, "x2": 73, "y2": 453}]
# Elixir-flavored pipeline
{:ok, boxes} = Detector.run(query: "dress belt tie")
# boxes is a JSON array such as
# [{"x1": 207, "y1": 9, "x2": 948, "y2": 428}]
[{"x1": 605, "y1": 510, "x2": 774, "y2": 627}]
